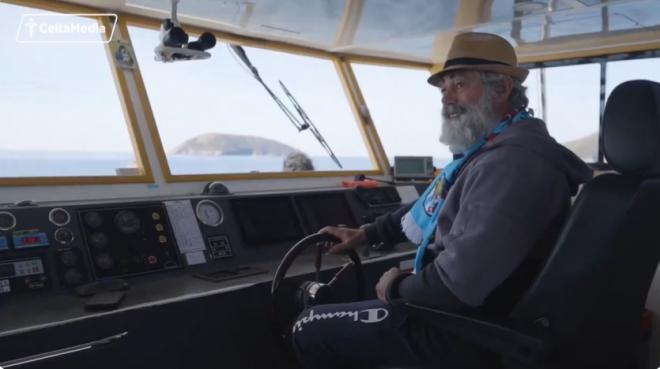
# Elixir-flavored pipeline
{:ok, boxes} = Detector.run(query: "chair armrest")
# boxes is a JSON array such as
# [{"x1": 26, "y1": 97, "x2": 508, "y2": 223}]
[{"x1": 403, "y1": 302, "x2": 549, "y2": 365}]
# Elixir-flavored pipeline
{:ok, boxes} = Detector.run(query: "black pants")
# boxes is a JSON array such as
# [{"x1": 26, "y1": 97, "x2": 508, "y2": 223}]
[{"x1": 291, "y1": 299, "x2": 496, "y2": 369}]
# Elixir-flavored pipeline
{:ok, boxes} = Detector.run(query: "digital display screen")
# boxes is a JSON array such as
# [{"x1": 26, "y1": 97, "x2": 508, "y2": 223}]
[
  {"x1": 0, "y1": 236, "x2": 7, "y2": 251},
  {"x1": 394, "y1": 156, "x2": 433, "y2": 179},
  {"x1": 232, "y1": 196, "x2": 304, "y2": 246},
  {"x1": 295, "y1": 193, "x2": 357, "y2": 232},
  {"x1": 397, "y1": 158, "x2": 426, "y2": 174},
  {"x1": 13, "y1": 231, "x2": 49, "y2": 249}
]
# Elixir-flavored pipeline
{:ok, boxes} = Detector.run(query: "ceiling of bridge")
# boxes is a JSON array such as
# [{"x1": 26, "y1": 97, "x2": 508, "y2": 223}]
[{"x1": 64, "y1": 0, "x2": 660, "y2": 63}]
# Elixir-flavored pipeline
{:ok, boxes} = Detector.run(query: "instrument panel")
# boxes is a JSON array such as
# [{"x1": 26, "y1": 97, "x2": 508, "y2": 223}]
[
  {"x1": 0, "y1": 206, "x2": 87, "y2": 294},
  {"x1": 79, "y1": 205, "x2": 181, "y2": 279},
  {"x1": 0, "y1": 186, "x2": 405, "y2": 296}
]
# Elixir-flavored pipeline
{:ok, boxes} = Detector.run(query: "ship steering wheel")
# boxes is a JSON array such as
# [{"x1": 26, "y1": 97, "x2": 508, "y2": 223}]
[{"x1": 270, "y1": 233, "x2": 365, "y2": 336}]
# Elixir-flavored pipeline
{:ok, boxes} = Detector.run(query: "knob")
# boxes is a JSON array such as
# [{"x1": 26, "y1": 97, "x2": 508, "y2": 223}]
[{"x1": 54, "y1": 228, "x2": 75, "y2": 245}]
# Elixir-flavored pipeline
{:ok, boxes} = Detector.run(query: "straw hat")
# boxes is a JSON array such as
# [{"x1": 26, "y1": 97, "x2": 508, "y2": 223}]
[{"x1": 428, "y1": 32, "x2": 528, "y2": 86}]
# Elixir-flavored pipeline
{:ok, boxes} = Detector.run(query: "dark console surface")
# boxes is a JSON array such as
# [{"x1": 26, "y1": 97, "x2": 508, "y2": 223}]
[
  {"x1": 231, "y1": 196, "x2": 304, "y2": 246},
  {"x1": 0, "y1": 186, "x2": 412, "y2": 297}
]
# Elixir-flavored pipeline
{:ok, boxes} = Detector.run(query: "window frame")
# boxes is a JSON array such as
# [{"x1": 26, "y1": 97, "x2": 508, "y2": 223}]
[
  {"x1": 0, "y1": 0, "x2": 155, "y2": 186},
  {"x1": 348, "y1": 60, "x2": 451, "y2": 166},
  {"x1": 520, "y1": 48, "x2": 660, "y2": 169},
  {"x1": 124, "y1": 17, "x2": 398, "y2": 182},
  {"x1": 10, "y1": 1, "x2": 657, "y2": 182}
]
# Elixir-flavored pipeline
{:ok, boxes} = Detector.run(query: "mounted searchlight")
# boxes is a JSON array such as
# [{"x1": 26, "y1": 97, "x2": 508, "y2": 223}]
[{"x1": 154, "y1": 0, "x2": 216, "y2": 62}]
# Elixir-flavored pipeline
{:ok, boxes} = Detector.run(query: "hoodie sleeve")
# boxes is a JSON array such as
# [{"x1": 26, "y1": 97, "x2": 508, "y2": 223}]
[
  {"x1": 361, "y1": 202, "x2": 412, "y2": 245},
  {"x1": 398, "y1": 146, "x2": 573, "y2": 307}
]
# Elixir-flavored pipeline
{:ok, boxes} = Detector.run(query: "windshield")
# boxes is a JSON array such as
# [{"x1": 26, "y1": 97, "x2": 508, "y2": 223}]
[{"x1": 129, "y1": 25, "x2": 377, "y2": 175}]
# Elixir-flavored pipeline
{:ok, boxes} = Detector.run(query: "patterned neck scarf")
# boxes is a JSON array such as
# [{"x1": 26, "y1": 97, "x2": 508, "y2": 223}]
[{"x1": 401, "y1": 109, "x2": 531, "y2": 273}]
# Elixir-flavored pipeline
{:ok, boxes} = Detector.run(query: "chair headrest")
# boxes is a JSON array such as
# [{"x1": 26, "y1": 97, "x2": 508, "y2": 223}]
[{"x1": 603, "y1": 80, "x2": 660, "y2": 176}]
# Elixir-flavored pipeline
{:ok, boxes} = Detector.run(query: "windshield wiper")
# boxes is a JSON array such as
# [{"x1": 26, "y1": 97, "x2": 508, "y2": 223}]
[
  {"x1": 279, "y1": 81, "x2": 342, "y2": 168},
  {"x1": 229, "y1": 44, "x2": 342, "y2": 168}
]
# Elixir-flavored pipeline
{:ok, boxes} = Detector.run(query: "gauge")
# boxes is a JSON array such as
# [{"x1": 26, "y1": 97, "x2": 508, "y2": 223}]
[
  {"x1": 89, "y1": 232, "x2": 109, "y2": 249},
  {"x1": 114, "y1": 210, "x2": 141, "y2": 234},
  {"x1": 0, "y1": 211, "x2": 16, "y2": 231},
  {"x1": 195, "y1": 200, "x2": 224, "y2": 227},
  {"x1": 48, "y1": 208, "x2": 70, "y2": 226},
  {"x1": 84, "y1": 212, "x2": 104, "y2": 228},
  {"x1": 54, "y1": 228, "x2": 75, "y2": 244}
]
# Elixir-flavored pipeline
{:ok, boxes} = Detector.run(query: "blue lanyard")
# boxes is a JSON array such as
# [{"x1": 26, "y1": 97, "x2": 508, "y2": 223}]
[{"x1": 412, "y1": 108, "x2": 531, "y2": 272}]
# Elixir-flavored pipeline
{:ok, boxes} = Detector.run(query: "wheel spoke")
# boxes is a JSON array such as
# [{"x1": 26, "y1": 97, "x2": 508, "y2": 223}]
[
  {"x1": 314, "y1": 243, "x2": 324, "y2": 282},
  {"x1": 327, "y1": 262, "x2": 352, "y2": 287}
]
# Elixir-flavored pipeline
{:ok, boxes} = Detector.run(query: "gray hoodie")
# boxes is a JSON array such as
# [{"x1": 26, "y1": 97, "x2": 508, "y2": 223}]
[{"x1": 366, "y1": 118, "x2": 593, "y2": 313}]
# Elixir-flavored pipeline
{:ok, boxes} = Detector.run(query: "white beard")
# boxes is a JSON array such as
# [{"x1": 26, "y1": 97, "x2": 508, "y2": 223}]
[{"x1": 439, "y1": 94, "x2": 500, "y2": 154}]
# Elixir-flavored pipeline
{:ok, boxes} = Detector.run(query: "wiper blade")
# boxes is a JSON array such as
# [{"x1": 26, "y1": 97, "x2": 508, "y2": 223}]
[
  {"x1": 229, "y1": 44, "x2": 342, "y2": 168},
  {"x1": 229, "y1": 44, "x2": 308, "y2": 131},
  {"x1": 279, "y1": 81, "x2": 342, "y2": 168}
]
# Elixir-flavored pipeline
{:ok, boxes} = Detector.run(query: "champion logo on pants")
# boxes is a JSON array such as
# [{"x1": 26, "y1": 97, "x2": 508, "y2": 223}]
[{"x1": 292, "y1": 308, "x2": 389, "y2": 333}]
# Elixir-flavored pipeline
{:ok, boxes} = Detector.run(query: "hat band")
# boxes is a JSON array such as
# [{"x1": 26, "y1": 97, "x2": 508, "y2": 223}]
[{"x1": 444, "y1": 57, "x2": 511, "y2": 68}]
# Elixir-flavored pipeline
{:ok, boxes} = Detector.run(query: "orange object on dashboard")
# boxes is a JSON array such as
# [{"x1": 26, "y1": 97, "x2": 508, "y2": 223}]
[{"x1": 341, "y1": 179, "x2": 379, "y2": 188}]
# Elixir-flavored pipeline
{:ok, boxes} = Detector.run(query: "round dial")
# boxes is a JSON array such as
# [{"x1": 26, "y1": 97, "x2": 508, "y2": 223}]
[
  {"x1": 0, "y1": 211, "x2": 16, "y2": 231},
  {"x1": 195, "y1": 200, "x2": 224, "y2": 227},
  {"x1": 54, "y1": 228, "x2": 75, "y2": 244},
  {"x1": 49, "y1": 208, "x2": 70, "y2": 226},
  {"x1": 89, "y1": 232, "x2": 109, "y2": 249},
  {"x1": 114, "y1": 211, "x2": 141, "y2": 234},
  {"x1": 84, "y1": 212, "x2": 104, "y2": 228}
]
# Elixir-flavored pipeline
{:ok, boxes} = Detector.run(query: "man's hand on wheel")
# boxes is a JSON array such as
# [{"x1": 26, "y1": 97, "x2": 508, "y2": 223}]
[{"x1": 318, "y1": 226, "x2": 367, "y2": 254}]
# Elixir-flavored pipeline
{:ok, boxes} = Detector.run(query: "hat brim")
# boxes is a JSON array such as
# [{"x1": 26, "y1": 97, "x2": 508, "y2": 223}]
[{"x1": 427, "y1": 64, "x2": 529, "y2": 86}]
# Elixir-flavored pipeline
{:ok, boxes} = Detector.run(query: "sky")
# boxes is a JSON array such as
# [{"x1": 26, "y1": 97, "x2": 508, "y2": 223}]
[
  {"x1": 1, "y1": 2, "x2": 660, "y2": 167},
  {"x1": 0, "y1": 5, "x2": 134, "y2": 154}
]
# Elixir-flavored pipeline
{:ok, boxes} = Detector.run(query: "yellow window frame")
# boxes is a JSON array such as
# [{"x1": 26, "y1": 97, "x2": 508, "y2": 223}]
[
  {"x1": 123, "y1": 16, "x2": 428, "y2": 182},
  {"x1": 0, "y1": 0, "x2": 154, "y2": 186}
]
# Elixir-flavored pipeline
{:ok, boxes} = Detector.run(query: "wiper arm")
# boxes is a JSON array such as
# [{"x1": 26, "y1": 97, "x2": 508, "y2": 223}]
[
  {"x1": 229, "y1": 44, "x2": 308, "y2": 131},
  {"x1": 229, "y1": 44, "x2": 342, "y2": 168},
  {"x1": 279, "y1": 81, "x2": 343, "y2": 168}
]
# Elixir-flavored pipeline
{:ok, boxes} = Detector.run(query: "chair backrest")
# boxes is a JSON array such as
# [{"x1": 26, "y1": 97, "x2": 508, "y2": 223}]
[{"x1": 509, "y1": 80, "x2": 660, "y2": 367}]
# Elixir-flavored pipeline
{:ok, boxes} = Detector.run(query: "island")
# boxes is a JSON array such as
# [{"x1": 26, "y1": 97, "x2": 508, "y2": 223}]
[{"x1": 172, "y1": 133, "x2": 300, "y2": 156}]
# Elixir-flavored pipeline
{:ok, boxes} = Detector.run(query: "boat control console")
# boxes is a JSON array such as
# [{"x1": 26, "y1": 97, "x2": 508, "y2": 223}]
[
  {"x1": 0, "y1": 186, "x2": 410, "y2": 297},
  {"x1": 0, "y1": 185, "x2": 418, "y2": 369}
]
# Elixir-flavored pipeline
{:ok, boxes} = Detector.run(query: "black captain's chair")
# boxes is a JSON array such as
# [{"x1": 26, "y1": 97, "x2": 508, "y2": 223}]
[{"x1": 403, "y1": 80, "x2": 660, "y2": 369}]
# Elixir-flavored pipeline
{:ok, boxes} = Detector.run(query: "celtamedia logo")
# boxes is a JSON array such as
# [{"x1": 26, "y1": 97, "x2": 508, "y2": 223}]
[
  {"x1": 16, "y1": 14, "x2": 117, "y2": 43},
  {"x1": 292, "y1": 308, "x2": 389, "y2": 333},
  {"x1": 24, "y1": 17, "x2": 37, "y2": 38}
]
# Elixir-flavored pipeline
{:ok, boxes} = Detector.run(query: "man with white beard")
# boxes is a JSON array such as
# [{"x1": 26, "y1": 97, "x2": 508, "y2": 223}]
[{"x1": 293, "y1": 32, "x2": 592, "y2": 369}]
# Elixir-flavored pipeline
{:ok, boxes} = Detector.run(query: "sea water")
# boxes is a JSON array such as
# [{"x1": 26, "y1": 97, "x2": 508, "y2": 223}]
[{"x1": 0, "y1": 151, "x2": 451, "y2": 177}]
